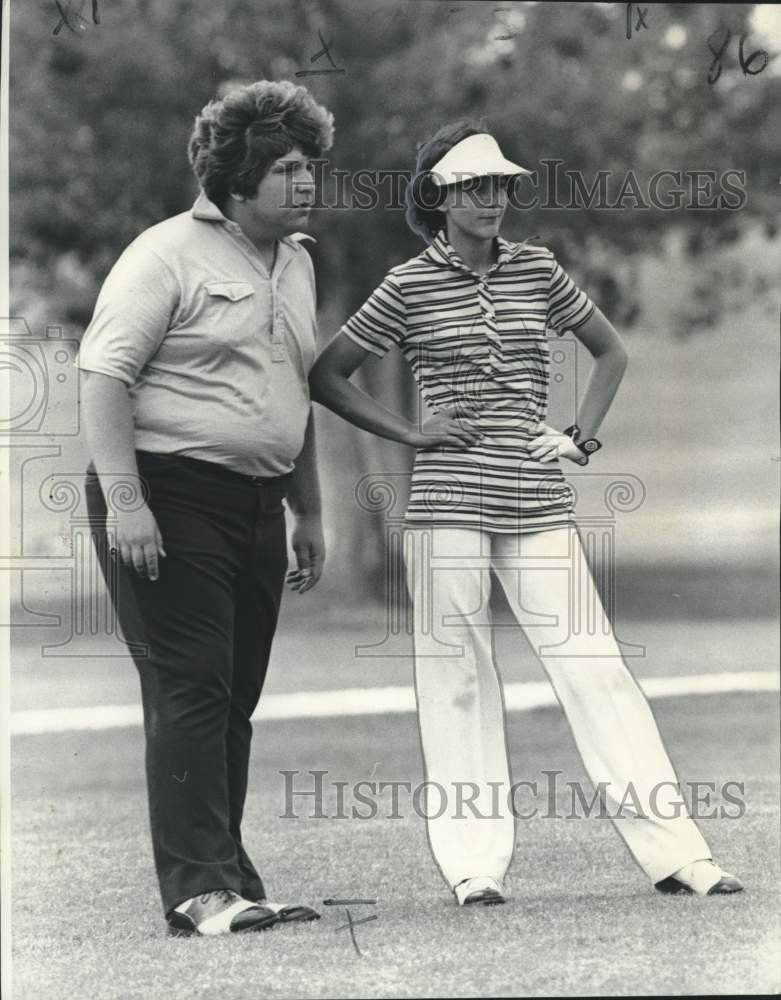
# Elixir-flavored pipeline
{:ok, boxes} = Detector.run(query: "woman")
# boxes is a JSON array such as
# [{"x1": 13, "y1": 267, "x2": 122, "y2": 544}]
[{"x1": 309, "y1": 121, "x2": 742, "y2": 907}]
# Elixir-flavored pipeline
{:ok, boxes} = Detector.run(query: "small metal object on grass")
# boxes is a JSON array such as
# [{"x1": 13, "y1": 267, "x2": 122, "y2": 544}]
[{"x1": 323, "y1": 897, "x2": 377, "y2": 906}]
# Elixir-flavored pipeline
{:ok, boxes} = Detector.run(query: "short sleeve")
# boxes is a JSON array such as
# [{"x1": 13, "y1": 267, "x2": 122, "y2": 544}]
[
  {"x1": 75, "y1": 242, "x2": 179, "y2": 385},
  {"x1": 340, "y1": 273, "x2": 406, "y2": 357},
  {"x1": 546, "y1": 257, "x2": 596, "y2": 336}
]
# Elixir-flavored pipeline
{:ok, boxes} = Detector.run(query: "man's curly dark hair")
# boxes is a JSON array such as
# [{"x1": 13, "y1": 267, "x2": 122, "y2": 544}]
[{"x1": 188, "y1": 80, "x2": 335, "y2": 209}]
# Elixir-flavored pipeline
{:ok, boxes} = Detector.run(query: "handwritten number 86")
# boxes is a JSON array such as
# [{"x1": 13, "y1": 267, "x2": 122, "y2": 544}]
[{"x1": 707, "y1": 27, "x2": 769, "y2": 85}]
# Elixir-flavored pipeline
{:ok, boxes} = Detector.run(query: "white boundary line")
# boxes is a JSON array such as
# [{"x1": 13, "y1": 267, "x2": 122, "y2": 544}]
[{"x1": 10, "y1": 670, "x2": 778, "y2": 735}]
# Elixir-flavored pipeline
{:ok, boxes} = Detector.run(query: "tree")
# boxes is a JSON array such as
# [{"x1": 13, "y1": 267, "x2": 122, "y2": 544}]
[{"x1": 11, "y1": 1, "x2": 779, "y2": 600}]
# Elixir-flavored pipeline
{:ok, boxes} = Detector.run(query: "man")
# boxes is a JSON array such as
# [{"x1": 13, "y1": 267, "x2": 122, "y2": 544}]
[{"x1": 78, "y1": 80, "x2": 333, "y2": 936}]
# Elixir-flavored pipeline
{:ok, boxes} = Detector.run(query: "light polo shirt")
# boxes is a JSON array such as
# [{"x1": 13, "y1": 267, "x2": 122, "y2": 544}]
[
  {"x1": 341, "y1": 230, "x2": 597, "y2": 532},
  {"x1": 76, "y1": 191, "x2": 317, "y2": 477}
]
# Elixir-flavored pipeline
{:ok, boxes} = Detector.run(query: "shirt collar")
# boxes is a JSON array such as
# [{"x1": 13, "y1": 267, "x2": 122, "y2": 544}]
[
  {"x1": 285, "y1": 231, "x2": 317, "y2": 248},
  {"x1": 425, "y1": 229, "x2": 524, "y2": 274},
  {"x1": 191, "y1": 190, "x2": 317, "y2": 249},
  {"x1": 192, "y1": 190, "x2": 230, "y2": 223}
]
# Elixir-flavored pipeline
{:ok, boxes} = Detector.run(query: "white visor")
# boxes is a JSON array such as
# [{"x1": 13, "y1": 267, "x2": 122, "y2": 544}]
[{"x1": 429, "y1": 133, "x2": 531, "y2": 187}]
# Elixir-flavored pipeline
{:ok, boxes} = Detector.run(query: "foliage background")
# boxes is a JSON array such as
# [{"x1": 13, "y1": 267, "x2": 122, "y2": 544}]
[{"x1": 9, "y1": 0, "x2": 780, "y2": 611}]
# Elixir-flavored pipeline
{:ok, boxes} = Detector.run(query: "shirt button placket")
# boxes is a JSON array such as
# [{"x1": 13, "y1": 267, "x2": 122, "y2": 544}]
[
  {"x1": 271, "y1": 285, "x2": 287, "y2": 363},
  {"x1": 478, "y1": 279, "x2": 502, "y2": 370}
]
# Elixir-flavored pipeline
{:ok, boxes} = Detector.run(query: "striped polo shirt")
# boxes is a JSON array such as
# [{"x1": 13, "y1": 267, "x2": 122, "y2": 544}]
[{"x1": 341, "y1": 230, "x2": 596, "y2": 532}]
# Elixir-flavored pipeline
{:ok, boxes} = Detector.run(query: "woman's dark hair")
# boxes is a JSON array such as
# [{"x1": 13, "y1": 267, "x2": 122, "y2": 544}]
[
  {"x1": 404, "y1": 118, "x2": 490, "y2": 243},
  {"x1": 188, "y1": 79, "x2": 335, "y2": 209}
]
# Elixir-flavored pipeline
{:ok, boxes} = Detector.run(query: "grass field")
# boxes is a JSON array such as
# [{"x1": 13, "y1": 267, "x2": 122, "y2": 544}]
[
  {"x1": 7, "y1": 266, "x2": 779, "y2": 997},
  {"x1": 11, "y1": 685, "x2": 781, "y2": 999}
]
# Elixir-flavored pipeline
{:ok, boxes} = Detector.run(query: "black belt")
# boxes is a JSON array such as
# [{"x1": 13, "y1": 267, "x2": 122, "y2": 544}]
[{"x1": 134, "y1": 450, "x2": 292, "y2": 488}]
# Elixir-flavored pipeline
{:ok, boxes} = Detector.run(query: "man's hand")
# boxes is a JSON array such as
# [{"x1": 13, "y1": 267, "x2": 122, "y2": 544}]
[
  {"x1": 287, "y1": 514, "x2": 325, "y2": 594},
  {"x1": 110, "y1": 503, "x2": 166, "y2": 580},
  {"x1": 406, "y1": 407, "x2": 484, "y2": 450},
  {"x1": 528, "y1": 422, "x2": 585, "y2": 464}
]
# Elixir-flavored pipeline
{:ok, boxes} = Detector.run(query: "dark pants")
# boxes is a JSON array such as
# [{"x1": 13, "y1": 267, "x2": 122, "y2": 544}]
[{"x1": 85, "y1": 449, "x2": 290, "y2": 915}]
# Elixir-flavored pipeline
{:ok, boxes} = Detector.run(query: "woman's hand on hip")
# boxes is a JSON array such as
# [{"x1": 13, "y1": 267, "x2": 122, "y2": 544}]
[
  {"x1": 111, "y1": 503, "x2": 167, "y2": 581},
  {"x1": 407, "y1": 407, "x2": 484, "y2": 449},
  {"x1": 528, "y1": 422, "x2": 583, "y2": 464}
]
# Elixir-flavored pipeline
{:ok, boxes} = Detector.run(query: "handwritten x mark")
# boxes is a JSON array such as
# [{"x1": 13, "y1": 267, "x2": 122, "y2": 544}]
[
  {"x1": 626, "y1": 2, "x2": 649, "y2": 40},
  {"x1": 335, "y1": 913, "x2": 378, "y2": 933},
  {"x1": 335, "y1": 907, "x2": 377, "y2": 957},
  {"x1": 295, "y1": 29, "x2": 346, "y2": 77},
  {"x1": 53, "y1": 0, "x2": 100, "y2": 36}
]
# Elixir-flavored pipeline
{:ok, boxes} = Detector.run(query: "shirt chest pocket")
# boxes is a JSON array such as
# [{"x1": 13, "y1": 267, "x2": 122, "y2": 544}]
[{"x1": 202, "y1": 281, "x2": 257, "y2": 349}]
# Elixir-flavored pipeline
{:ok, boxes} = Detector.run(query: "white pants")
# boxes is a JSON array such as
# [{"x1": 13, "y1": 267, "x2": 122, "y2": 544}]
[{"x1": 403, "y1": 525, "x2": 711, "y2": 891}]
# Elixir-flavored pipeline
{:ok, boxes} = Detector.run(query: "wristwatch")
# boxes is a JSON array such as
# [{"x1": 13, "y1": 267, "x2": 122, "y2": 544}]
[{"x1": 562, "y1": 424, "x2": 602, "y2": 466}]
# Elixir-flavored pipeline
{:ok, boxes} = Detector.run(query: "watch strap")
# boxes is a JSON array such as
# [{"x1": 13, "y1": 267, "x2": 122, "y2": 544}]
[{"x1": 563, "y1": 423, "x2": 581, "y2": 443}]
